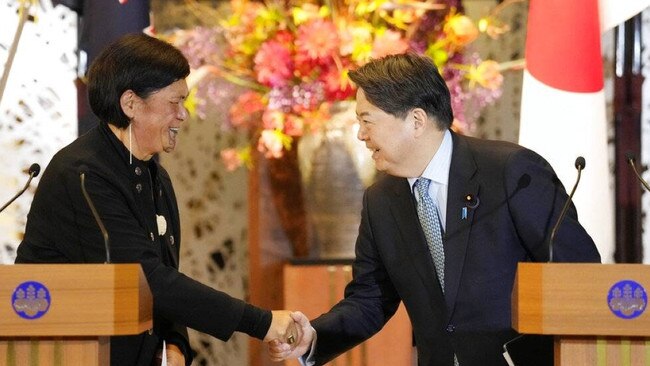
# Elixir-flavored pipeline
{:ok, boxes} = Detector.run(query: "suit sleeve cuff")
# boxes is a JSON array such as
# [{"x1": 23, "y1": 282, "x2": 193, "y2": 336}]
[{"x1": 237, "y1": 303, "x2": 272, "y2": 339}]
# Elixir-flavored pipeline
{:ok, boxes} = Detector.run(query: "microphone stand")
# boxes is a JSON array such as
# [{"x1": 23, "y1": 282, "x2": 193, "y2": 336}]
[
  {"x1": 0, "y1": 1, "x2": 32, "y2": 105},
  {"x1": 0, "y1": 164, "x2": 40, "y2": 214},
  {"x1": 80, "y1": 171, "x2": 112, "y2": 264},
  {"x1": 548, "y1": 157, "x2": 585, "y2": 262},
  {"x1": 625, "y1": 153, "x2": 650, "y2": 192}
]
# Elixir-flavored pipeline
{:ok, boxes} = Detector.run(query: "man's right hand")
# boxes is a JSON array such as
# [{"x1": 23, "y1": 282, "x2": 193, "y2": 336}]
[{"x1": 267, "y1": 311, "x2": 313, "y2": 362}]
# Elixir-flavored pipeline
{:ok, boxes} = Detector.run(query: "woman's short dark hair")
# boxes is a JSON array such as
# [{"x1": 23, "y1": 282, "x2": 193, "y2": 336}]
[
  {"x1": 87, "y1": 33, "x2": 190, "y2": 128},
  {"x1": 348, "y1": 53, "x2": 453, "y2": 131}
]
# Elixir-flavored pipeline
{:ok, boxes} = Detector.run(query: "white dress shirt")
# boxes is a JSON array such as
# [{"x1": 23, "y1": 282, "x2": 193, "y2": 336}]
[{"x1": 408, "y1": 129, "x2": 453, "y2": 229}]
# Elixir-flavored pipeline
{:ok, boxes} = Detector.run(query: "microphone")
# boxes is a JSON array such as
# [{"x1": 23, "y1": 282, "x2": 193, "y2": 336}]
[
  {"x1": 625, "y1": 152, "x2": 650, "y2": 192},
  {"x1": 0, "y1": 163, "x2": 41, "y2": 214},
  {"x1": 548, "y1": 156, "x2": 585, "y2": 262},
  {"x1": 78, "y1": 165, "x2": 111, "y2": 264}
]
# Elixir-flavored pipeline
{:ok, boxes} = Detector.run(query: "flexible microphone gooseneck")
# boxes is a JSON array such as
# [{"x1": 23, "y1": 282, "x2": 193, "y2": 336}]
[
  {"x1": 548, "y1": 156, "x2": 585, "y2": 262},
  {"x1": 625, "y1": 152, "x2": 650, "y2": 192},
  {"x1": 78, "y1": 165, "x2": 111, "y2": 264},
  {"x1": 0, "y1": 163, "x2": 41, "y2": 214}
]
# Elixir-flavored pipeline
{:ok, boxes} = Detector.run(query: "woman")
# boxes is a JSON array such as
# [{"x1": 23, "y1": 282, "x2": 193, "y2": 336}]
[{"x1": 15, "y1": 33, "x2": 297, "y2": 366}]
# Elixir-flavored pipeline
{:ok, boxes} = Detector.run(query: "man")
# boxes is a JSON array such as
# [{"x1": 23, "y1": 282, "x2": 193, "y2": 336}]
[{"x1": 270, "y1": 53, "x2": 601, "y2": 366}]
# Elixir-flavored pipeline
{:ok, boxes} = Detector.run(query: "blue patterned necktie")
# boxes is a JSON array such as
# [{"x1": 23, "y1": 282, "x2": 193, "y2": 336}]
[
  {"x1": 415, "y1": 178, "x2": 445, "y2": 292},
  {"x1": 416, "y1": 178, "x2": 459, "y2": 365}
]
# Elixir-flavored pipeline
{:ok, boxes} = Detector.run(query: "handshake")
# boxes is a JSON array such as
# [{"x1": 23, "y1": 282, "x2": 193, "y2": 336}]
[{"x1": 265, "y1": 311, "x2": 314, "y2": 362}]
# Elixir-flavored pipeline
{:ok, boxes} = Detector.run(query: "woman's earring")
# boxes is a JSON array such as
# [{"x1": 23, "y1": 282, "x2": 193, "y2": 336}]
[{"x1": 128, "y1": 123, "x2": 133, "y2": 165}]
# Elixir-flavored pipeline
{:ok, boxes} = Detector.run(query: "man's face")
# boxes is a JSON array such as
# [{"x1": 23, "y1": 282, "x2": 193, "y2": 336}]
[{"x1": 355, "y1": 88, "x2": 418, "y2": 177}]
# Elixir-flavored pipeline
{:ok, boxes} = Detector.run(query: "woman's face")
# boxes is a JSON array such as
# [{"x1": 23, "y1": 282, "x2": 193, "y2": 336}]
[{"x1": 129, "y1": 79, "x2": 189, "y2": 157}]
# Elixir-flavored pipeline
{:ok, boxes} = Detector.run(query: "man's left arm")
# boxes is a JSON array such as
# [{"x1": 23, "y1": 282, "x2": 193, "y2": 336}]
[{"x1": 504, "y1": 148, "x2": 601, "y2": 263}]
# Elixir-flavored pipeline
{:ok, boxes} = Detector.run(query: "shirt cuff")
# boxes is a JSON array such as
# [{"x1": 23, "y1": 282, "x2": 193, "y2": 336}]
[
  {"x1": 164, "y1": 332, "x2": 192, "y2": 366},
  {"x1": 299, "y1": 327, "x2": 318, "y2": 366}
]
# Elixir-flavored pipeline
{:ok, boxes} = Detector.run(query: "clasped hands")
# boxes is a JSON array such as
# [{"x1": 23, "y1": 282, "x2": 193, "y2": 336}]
[{"x1": 265, "y1": 311, "x2": 314, "y2": 362}]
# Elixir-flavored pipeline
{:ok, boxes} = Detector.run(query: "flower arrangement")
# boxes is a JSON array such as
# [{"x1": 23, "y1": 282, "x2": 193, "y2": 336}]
[{"x1": 173, "y1": 0, "x2": 510, "y2": 171}]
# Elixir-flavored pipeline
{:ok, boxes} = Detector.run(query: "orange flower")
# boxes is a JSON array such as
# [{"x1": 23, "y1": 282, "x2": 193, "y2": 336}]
[
  {"x1": 229, "y1": 91, "x2": 265, "y2": 129},
  {"x1": 284, "y1": 115, "x2": 305, "y2": 136},
  {"x1": 468, "y1": 60, "x2": 503, "y2": 90},
  {"x1": 444, "y1": 14, "x2": 478, "y2": 48}
]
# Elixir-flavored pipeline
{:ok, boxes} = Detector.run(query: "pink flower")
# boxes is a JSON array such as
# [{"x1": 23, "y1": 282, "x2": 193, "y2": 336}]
[
  {"x1": 371, "y1": 30, "x2": 410, "y2": 59},
  {"x1": 254, "y1": 38, "x2": 294, "y2": 87},
  {"x1": 295, "y1": 19, "x2": 340, "y2": 64},
  {"x1": 220, "y1": 148, "x2": 243, "y2": 171}
]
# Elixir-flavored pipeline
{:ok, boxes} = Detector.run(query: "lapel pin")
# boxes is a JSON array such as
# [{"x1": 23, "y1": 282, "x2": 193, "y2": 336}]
[
  {"x1": 462, "y1": 194, "x2": 480, "y2": 220},
  {"x1": 465, "y1": 194, "x2": 480, "y2": 209}
]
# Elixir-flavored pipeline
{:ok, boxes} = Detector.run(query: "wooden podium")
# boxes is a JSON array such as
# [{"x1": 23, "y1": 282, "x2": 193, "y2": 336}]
[
  {"x1": 0, "y1": 264, "x2": 152, "y2": 366},
  {"x1": 512, "y1": 263, "x2": 650, "y2": 365}
]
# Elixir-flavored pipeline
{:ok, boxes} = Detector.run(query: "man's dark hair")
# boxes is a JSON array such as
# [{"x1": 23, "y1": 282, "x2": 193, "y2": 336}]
[
  {"x1": 348, "y1": 53, "x2": 453, "y2": 130},
  {"x1": 87, "y1": 33, "x2": 190, "y2": 128}
]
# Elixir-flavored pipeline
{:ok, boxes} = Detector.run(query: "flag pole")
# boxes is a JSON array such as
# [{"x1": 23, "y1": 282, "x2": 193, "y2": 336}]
[{"x1": 0, "y1": 0, "x2": 33, "y2": 107}]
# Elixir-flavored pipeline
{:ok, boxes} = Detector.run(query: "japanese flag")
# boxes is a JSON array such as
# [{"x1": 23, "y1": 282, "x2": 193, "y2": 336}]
[{"x1": 518, "y1": 0, "x2": 650, "y2": 262}]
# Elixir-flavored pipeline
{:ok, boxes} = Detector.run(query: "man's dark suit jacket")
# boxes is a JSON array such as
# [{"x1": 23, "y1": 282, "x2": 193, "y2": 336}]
[
  {"x1": 311, "y1": 132, "x2": 601, "y2": 366},
  {"x1": 15, "y1": 124, "x2": 265, "y2": 365}
]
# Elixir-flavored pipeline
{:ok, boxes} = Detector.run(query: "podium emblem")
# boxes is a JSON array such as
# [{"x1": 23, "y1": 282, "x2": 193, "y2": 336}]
[
  {"x1": 11, "y1": 281, "x2": 51, "y2": 319},
  {"x1": 607, "y1": 280, "x2": 646, "y2": 319}
]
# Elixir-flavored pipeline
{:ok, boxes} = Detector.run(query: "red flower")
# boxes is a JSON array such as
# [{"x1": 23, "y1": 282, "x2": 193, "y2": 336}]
[
  {"x1": 229, "y1": 91, "x2": 266, "y2": 130},
  {"x1": 320, "y1": 65, "x2": 355, "y2": 101}
]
